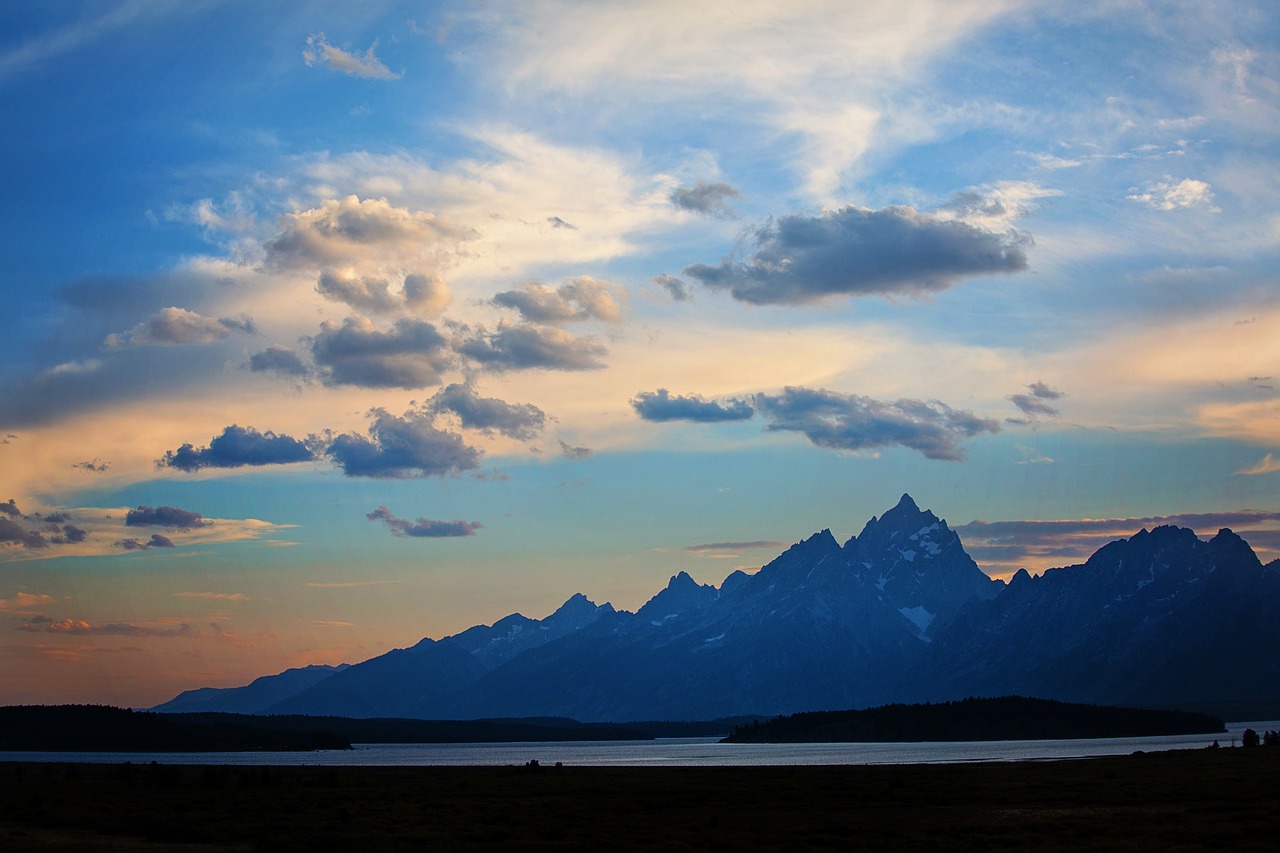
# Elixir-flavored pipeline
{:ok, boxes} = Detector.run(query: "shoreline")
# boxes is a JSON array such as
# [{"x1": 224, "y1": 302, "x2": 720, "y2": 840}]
[{"x1": 3, "y1": 748, "x2": 1277, "y2": 850}]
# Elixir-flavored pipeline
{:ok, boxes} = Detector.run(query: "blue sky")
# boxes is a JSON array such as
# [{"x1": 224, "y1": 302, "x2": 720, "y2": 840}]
[{"x1": 2, "y1": 0, "x2": 1279, "y2": 706}]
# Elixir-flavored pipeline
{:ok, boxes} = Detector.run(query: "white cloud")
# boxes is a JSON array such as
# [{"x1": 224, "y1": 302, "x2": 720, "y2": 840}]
[
  {"x1": 1237, "y1": 452, "x2": 1280, "y2": 476},
  {"x1": 303, "y1": 33, "x2": 401, "y2": 80},
  {"x1": 1128, "y1": 178, "x2": 1221, "y2": 212}
]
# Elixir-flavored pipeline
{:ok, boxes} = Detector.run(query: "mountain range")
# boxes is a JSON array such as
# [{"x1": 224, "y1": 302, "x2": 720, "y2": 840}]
[{"x1": 153, "y1": 494, "x2": 1280, "y2": 721}]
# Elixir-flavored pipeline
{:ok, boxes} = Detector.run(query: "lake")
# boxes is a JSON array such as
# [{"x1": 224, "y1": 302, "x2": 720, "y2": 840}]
[{"x1": 1, "y1": 720, "x2": 1272, "y2": 767}]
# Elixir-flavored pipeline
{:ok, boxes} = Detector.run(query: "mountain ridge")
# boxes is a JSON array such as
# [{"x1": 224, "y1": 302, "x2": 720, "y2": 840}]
[{"x1": 152, "y1": 495, "x2": 1280, "y2": 721}]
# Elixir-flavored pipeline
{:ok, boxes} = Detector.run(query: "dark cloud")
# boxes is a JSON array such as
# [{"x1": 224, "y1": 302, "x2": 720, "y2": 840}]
[
  {"x1": 752, "y1": 386, "x2": 999, "y2": 461},
  {"x1": 40, "y1": 512, "x2": 69, "y2": 524},
  {"x1": 326, "y1": 408, "x2": 482, "y2": 479},
  {"x1": 0, "y1": 499, "x2": 19, "y2": 517},
  {"x1": 455, "y1": 323, "x2": 607, "y2": 371},
  {"x1": 160, "y1": 425, "x2": 319, "y2": 472},
  {"x1": 249, "y1": 346, "x2": 313, "y2": 379},
  {"x1": 125, "y1": 506, "x2": 209, "y2": 529},
  {"x1": 1010, "y1": 380, "x2": 1065, "y2": 418},
  {"x1": 557, "y1": 439, "x2": 593, "y2": 460},
  {"x1": 0, "y1": 518, "x2": 48, "y2": 549},
  {"x1": 71, "y1": 459, "x2": 110, "y2": 473},
  {"x1": 491, "y1": 276, "x2": 624, "y2": 324},
  {"x1": 428, "y1": 384, "x2": 545, "y2": 441},
  {"x1": 670, "y1": 181, "x2": 742, "y2": 217},
  {"x1": 683, "y1": 205, "x2": 1030, "y2": 305},
  {"x1": 309, "y1": 316, "x2": 452, "y2": 388},
  {"x1": 366, "y1": 506, "x2": 482, "y2": 538},
  {"x1": 547, "y1": 216, "x2": 577, "y2": 230},
  {"x1": 115, "y1": 534, "x2": 175, "y2": 551},
  {"x1": 631, "y1": 389, "x2": 755, "y2": 423},
  {"x1": 653, "y1": 274, "x2": 691, "y2": 301},
  {"x1": 56, "y1": 524, "x2": 87, "y2": 544},
  {"x1": 105, "y1": 306, "x2": 258, "y2": 347}
]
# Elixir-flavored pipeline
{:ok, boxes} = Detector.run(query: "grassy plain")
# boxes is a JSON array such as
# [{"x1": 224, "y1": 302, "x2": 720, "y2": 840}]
[{"x1": 1, "y1": 748, "x2": 1276, "y2": 851}]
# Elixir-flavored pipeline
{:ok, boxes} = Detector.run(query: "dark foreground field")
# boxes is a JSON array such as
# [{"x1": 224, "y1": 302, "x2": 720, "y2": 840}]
[{"x1": 2, "y1": 749, "x2": 1277, "y2": 851}]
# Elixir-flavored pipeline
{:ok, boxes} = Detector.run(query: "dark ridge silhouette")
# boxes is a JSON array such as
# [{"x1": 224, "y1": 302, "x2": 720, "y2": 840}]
[
  {"x1": 721, "y1": 696, "x2": 1226, "y2": 743},
  {"x1": 0, "y1": 705, "x2": 350, "y2": 752},
  {"x1": 171, "y1": 713, "x2": 654, "y2": 743}
]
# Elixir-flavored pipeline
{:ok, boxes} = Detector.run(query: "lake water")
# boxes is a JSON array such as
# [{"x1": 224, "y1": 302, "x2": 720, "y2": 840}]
[{"x1": 2, "y1": 720, "x2": 1272, "y2": 767}]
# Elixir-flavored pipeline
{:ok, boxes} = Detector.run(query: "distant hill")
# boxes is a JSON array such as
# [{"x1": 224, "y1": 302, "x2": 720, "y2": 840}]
[
  {"x1": 720, "y1": 696, "x2": 1227, "y2": 743},
  {"x1": 151, "y1": 494, "x2": 1280, "y2": 722},
  {"x1": 171, "y1": 713, "x2": 653, "y2": 743},
  {"x1": 0, "y1": 705, "x2": 349, "y2": 752}
]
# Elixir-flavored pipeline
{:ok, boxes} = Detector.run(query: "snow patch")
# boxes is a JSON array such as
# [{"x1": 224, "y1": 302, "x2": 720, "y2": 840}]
[
  {"x1": 899, "y1": 549, "x2": 917, "y2": 562},
  {"x1": 876, "y1": 574, "x2": 889, "y2": 591},
  {"x1": 704, "y1": 633, "x2": 725, "y2": 643},
  {"x1": 899, "y1": 605, "x2": 935, "y2": 634}
]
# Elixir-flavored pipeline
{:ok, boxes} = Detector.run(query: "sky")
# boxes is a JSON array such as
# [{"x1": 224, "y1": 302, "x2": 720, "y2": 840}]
[{"x1": 2, "y1": 0, "x2": 1279, "y2": 707}]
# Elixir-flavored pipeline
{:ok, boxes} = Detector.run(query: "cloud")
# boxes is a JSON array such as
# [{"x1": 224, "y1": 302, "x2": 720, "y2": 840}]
[
  {"x1": 175, "y1": 592, "x2": 248, "y2": 601},
  {"x1": 160, "y1": 426, "x2": 318, "y2": 473},
  {"x1": 314, "y1": 268, "x2": 453, "y2": 316},
  {"x1": 653, "y1": 274, "x2": 690, "y2": 301},
  {"x1": 557, "y1": 439, "x2": 593, "y2": 459},
  {"x1": 71, "y1": 459, "x2": 110, "y2": 473},
  {"x1": 1127, "y1": 178, "x2": 1221, "y2": 212},
  {"x1": 670, "y1": 181, "x2": 741, "y2": 217},
  {"x1": 315, "y1": 268, "x2": 401, "y2": 314},
  {"x1": 0, "y1": 507, "x2": 295, "y2": 564},
  {"x1": 491, "y1": 276, "x2": 625, "y2": 323},
  {"x1": 1237, "y1": 453, "x2": 1280, "y2": 476},
  {"x1": 684, "y1": 540, "x2": 790, "y2": 554},
  {"x1": 309, "y1": 316, "x2": 453, "y2": 388},
  {"x1": 125, "y1": 506, "x2": 209, "y2": 529},
  {"x1": 20, "y1": 618, "x2": 194, "y2": 637},
  {"x1": 631, "y1": 389, "x2": 755, "y2": 423},
  {"x1": 326, "y1": 408, "x2": 482, "y2": 479},
  {"x1": 0, "y1": 499, "x2": 19, "y2": 517},
  {"x1": 428, "y1": 383, "x2": 545, "y2": 441},
  {"x1": 546, "y1": 216, "x2": 577, "y2": 230},
  {"x1": 55, "y1": 525, "x2": 87, "y2": 544},
  {"x1": 366, "y1": 506, "x2": 482, "y2": 538},
  {"x1": 104, "y1": 306, "x2": 257, "y2": 348},
  {"x1": 455, "y1": 323, "x2": 608, "y2": 371},
  {"x1": 0, "y1": 519, "x2": 47, "y2": 549},
  {"x1": 682, "y1": 205, "x2": 1030, "y2": 305},
  {"x1": 263, "y1": 196, "x2": 462, "y2": 271},
  {"x1": 303, "y1": 580, "x2": 402, "y2": 589},
  {"x1": 1009, "y1": 380, "x2": 1065, "y2": 418},
  {"x1": 115, "y1": 534, "x2": 175, "y2": 551},
  {"x1": 302, "y1": 33, "x2": 401, "y2": 80},
  {"x1": 249, "y1": 346, "x2": 313, "y2": 379},
  {"x1": 752, "y1": 386, "x2": 999, "y2": 461},
  {"x1": 0, "y1": 592, "x2": 56, "y2": 613}
]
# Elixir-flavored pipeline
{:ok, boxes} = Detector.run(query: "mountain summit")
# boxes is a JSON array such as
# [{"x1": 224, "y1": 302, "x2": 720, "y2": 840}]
[{"x1": 153, "y1": 495, "x2": 1280, "y2": 720}]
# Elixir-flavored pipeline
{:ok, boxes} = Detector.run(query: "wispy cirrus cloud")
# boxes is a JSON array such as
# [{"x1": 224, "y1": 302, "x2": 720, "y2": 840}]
[{"x1": 1237, "y1": 453, "x2": 1280, "y2": 476}]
